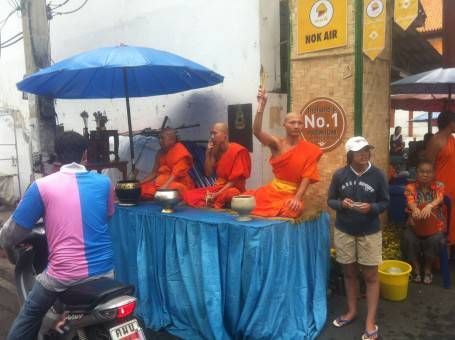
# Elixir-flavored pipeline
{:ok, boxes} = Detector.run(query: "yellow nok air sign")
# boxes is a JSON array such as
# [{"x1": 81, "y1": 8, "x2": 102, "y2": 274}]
[
  {"x1": 298, "y1": 0, "x2": 347, "y2": 54},
  {"x1": 363, "y1": 0, "x2": 386, "y2": 61},
  {"x1": 394, "y1": 0, "x2": 418, "y2": 30}
]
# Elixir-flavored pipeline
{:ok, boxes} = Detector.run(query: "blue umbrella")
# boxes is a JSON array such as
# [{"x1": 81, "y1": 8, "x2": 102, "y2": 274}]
[{"x1": 17, "y1": 44, "x2": 224, "y2": 173}]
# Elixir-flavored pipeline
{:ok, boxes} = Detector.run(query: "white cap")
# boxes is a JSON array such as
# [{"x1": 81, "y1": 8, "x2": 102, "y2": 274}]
[{"x1": 345, "y1": 136, "x2": 374, "y2": 153}]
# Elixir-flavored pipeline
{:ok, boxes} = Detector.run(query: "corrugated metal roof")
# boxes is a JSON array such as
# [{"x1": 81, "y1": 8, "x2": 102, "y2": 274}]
[{"x1": 417, "y1": 0, "x2": 443, "y2": 33}]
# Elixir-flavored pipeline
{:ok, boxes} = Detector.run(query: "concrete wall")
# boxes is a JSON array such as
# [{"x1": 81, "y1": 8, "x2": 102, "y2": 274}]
[
  {"x1": 258, "y1": 0, "x2": 289, "y2": 183},
  {"x1": 0, "y1": 3, "x2": 33, "y2": 196},
  {"x1": 0, "y1": 0, "x2": 285, "y2": 192},
  {"x1": 49, "y1": 0, "x2": 282, "y2": 188}
]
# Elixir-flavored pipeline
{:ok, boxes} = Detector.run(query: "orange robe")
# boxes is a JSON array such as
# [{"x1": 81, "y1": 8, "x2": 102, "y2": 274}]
[
  {"x1": 435, "y1": 135, "x2": 455, "y2": 244},
  {"x1": 141, "y1": 142, "x2": 194, "y2": 199},
  {"x1": 245, "y1": 140, "x2": 322, "y2": 218},
  {"x1": 183, "y1": 143, "x2": 251, "y2": 209}
]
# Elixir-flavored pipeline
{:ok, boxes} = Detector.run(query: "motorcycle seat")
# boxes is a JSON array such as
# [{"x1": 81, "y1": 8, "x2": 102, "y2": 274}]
[{"x1": 58, "y1": 278, "x2": 134, "y2": 311}]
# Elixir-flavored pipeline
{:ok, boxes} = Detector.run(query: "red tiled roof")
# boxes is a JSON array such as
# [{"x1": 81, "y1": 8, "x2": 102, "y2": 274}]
[{"x1": 417, "y1": 0, "x2": 443, "y2": 33}]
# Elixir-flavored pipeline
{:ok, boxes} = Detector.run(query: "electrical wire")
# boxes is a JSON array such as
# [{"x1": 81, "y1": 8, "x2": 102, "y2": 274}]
[
  {"x1": 0, "y1": 1, "x2": 21, "y2": 54},
  {"x1": 52, "y1": 0, "x2": 88, "y2": 16},
  {"x1": 0, "y1": 35, "x2": 23, "y2": 48},
  {"x1": 0, "y1": 7, "x2": 19, "y2": 30},
  {"x1": 1, "y1": 31, "x2": 22, "y2": 45},
  {"x1": 8, "y1": 0, "x2": 20, "y2": 11},
  {"x1": 0, "y1": 0, "x2": 86, "y2": 51},
  {"x1": 0, "y1": 5, "x2": 21, "y2": 53},
  {"x1": 48, "y1": 0, "x2": 71, "y2": 10}
]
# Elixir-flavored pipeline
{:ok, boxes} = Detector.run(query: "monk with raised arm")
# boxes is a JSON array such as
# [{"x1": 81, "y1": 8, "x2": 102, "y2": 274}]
[
  {"x1": 140, "y1": 128, "x2": 194, "y2": 199},
  {"x1": 244, "y1": 88, "x2": 322, "y2": 218},
  {"x1": 183, "y1": 122, "x2": 251, "y2": 208},
  {"x1": 425, "y1": 111, "x2": 455, "y2": 244}
]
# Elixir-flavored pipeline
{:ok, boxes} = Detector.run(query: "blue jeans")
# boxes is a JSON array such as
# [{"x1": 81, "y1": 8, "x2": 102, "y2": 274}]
[{"x1": 7, "y1": 281, "x2": 58, "y2": 340}]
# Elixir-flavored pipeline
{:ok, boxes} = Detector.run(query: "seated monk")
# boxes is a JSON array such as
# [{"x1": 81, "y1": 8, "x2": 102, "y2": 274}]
[
  {"x1": 244, "y1": 88, "x2": 323, "y2": 218},
  {"x1": 140, "y1": 128, "x2": 194, "y2": 199},
  {"x1": 183, "y1": 122, "x2": 251, "y2": 208}
]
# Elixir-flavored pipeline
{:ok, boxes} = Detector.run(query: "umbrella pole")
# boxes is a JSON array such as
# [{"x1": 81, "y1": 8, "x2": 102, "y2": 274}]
[{"x1": 123, "y1": 68, "x2": 136, "y2": 177}]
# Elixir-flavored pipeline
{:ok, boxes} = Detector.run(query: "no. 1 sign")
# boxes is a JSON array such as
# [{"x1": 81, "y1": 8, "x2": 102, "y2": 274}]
[{"x1": 300, "y1": 98, "x2": 347, "y2": 152}]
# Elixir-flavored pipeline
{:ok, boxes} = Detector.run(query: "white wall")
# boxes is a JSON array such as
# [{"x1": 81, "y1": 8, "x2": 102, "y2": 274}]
[
  {"x1": 0, "y1": 3, "x2": 33, "y2": 197},
  {"x1": 258, "y1": 0, "x2": 288, "y2": 183},
  {"x1": 48, "y1": 0, "x2": 279, "y2": 187},
  {"x1": 0, "y1": 0, "x2": 284, "y2": 190}
]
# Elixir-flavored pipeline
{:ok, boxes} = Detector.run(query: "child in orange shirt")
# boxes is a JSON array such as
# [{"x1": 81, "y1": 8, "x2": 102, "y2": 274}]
[{"x1": 403, "y1": 160, "x2": 446, "y2": 284}]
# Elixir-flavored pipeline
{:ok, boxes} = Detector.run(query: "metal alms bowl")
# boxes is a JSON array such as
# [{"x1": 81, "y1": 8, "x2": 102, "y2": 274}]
[
  {"x1": 154, "y1": 189, "x2": 180, "y2": 213},
  {"x1": 231, "y1": 195, "x2": 256, "y2": 221},
  {"x1": 115, "y1": 180, "x2": 141, "y2": 205}
]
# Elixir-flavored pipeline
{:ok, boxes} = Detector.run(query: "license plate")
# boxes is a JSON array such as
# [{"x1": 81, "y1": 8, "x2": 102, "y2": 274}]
[{"x1": 109, "y1": 319, "x2": 145, "y2": 340}]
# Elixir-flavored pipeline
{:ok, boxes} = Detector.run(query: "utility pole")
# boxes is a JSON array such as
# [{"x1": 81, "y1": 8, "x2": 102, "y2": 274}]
[{"x1": 20, "y1": 0, "x2": 56, "y2": 174}]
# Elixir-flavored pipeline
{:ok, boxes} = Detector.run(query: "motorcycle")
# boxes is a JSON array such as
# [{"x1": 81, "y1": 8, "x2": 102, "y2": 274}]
[{"x1": 6, "y1": 224, "x2": 145, "y2": 340}]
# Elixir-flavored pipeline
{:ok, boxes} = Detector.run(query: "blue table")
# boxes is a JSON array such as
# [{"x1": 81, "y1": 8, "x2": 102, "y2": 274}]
[{"x1": 109, "y1": 202, "x2": 330, "y2": 339}]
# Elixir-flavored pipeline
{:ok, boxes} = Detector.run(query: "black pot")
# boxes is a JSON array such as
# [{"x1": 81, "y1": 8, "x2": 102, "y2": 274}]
[{"x1": 115, "y1": 180, "x2": 141, "y2": 204}]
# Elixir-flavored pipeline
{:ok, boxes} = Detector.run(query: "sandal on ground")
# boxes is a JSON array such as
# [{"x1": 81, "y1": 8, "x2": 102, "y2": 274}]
[
  {"x1": 333, "y1": 316, "x2": 355, "y2": 328},
  {"x1": 361, "y1": 325, "x2": 379, "y2": 340},
  {"x1": 423, "y1": 273, "x2": 433, "y2": 285},
  {"x1": 412, "y1": 273, "x2": 422, "y2": 283}
]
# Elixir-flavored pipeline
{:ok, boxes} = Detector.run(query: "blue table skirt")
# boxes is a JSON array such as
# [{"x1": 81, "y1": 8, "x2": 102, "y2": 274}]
[{"x1": 109, "y1": 202, "x2": 330, "y2": 339}]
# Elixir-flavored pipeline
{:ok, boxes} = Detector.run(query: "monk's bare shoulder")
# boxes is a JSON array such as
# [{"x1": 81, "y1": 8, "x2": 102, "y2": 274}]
[
  {"x1": 425, "y1": 133, "x2": 447, "y2": 162},
  {"x1": 430, "y1": 133, "x2": 447, "y2": 149},
  {"x1": 276, "y1": 137, "x2": 299, "y2": 155},
  {"x1": 264, "y1": 134, "x2": 282, "y2": 150},
  {"x1": 276, "y1": 137, "x2": 288, "y2": 149}
]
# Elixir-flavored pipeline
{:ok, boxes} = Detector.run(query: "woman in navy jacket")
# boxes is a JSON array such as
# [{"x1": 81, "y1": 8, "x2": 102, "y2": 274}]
[{"x1": 328, "y1": 136, "x2": 389, "y2": 340}]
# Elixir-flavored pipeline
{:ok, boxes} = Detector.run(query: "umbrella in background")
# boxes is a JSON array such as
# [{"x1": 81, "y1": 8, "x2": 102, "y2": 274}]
[
  {"x1": 17, "y1": 44, "x2": 224, "y2": 173},
  {"x1": 409, "y1": 112, "x2": 440, "y2": 123},
  {"x1": 391, "y1": 68, "x2": 455, "y2": 112},
  {"x1": 391, "y1": 94, "x2": 455, "y2": 112}
]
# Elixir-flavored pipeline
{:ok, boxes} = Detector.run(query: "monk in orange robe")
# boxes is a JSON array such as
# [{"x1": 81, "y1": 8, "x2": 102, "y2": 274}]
[
  {"x1": 140, "y1": 128, "x2": 194, "y2": 199},
  {"x1": 244, "y1": 88, "x2": 322, "y2": 218},
  {"x1": 183, "y1": 122, "x2": 251, "y2": 209},
  {"x1": 425, "y1": 111, "x2": 455, "y2": 244}
]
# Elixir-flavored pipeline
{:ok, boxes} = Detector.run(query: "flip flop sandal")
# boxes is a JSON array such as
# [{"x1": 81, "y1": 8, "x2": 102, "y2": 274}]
[
  {"x1": 423, "y1": 273, "x2": 433, "y2": 285},
  {"x1": 333, "y1": 316, "x2": 355, "y2": 328},
  {"x1": 412, "y1": 273, "x2": 422, "y2": 283},
  {"x1": 361, "y1": 325, "x2": 379, "y2": 340}
]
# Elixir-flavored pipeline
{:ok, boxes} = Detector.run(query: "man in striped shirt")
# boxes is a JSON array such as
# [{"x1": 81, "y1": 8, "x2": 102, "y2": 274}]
[{"x1": 0, "y1": 131, "x2": 115, "y2": 340}]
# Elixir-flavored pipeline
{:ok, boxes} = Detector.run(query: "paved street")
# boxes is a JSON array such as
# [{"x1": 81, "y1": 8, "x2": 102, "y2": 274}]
[
  {"x1": 1, "y1": 204, "x2": 454, "y2": 339},
  {"x1": 0, "y1": 252, "x2": 19, "y2": 339},
  {"x1": 0, "y1": 209, "x2": 20, "y2": 338},
  {"x1": 320, "y1": 271, "x2": 455, "y2": 340},
  {"x1": 2, "y1": 249, "x2": 455, "y2": 340}
]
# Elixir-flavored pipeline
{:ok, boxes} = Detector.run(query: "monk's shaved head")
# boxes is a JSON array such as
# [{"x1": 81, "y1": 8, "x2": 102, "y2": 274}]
[
  {"x1": 283, "y1": 112, "x2": 304, "y2": 138},
  {"x1": 159, "y1": 128, "x2": 177, "y2": 149},
  {"x1": 210, "y1": 122, "x2": 229, "y2": 146},
  {"x1": 284, "y1": 112, "x2": 303, "y2": 123},
  {"x1": 212, "y1": 122, "x2": 228, "y2": 134},
  {"x1": 160, "y1": 128, "x2": 177, "y2": 140}
]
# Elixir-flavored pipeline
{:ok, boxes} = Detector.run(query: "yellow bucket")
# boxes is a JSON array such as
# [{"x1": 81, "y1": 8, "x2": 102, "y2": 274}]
[{"x1": 378, "y1": 260, "x2": 412, "y2": 301}]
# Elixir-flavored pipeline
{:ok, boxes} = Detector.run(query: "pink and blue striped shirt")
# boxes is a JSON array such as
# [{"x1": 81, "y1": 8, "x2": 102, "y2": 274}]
[{"x1": 12, "y1": 164, "x2": 115, "y2": 283}]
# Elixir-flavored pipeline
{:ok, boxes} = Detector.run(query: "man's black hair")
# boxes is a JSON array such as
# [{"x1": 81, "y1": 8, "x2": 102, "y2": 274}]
[
  {"x1": 54, "y1": 131, "x2": 88, "y2": 164},
  {"x1": 437, "y1": 111, "x2": 455, "y2": 130}
]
